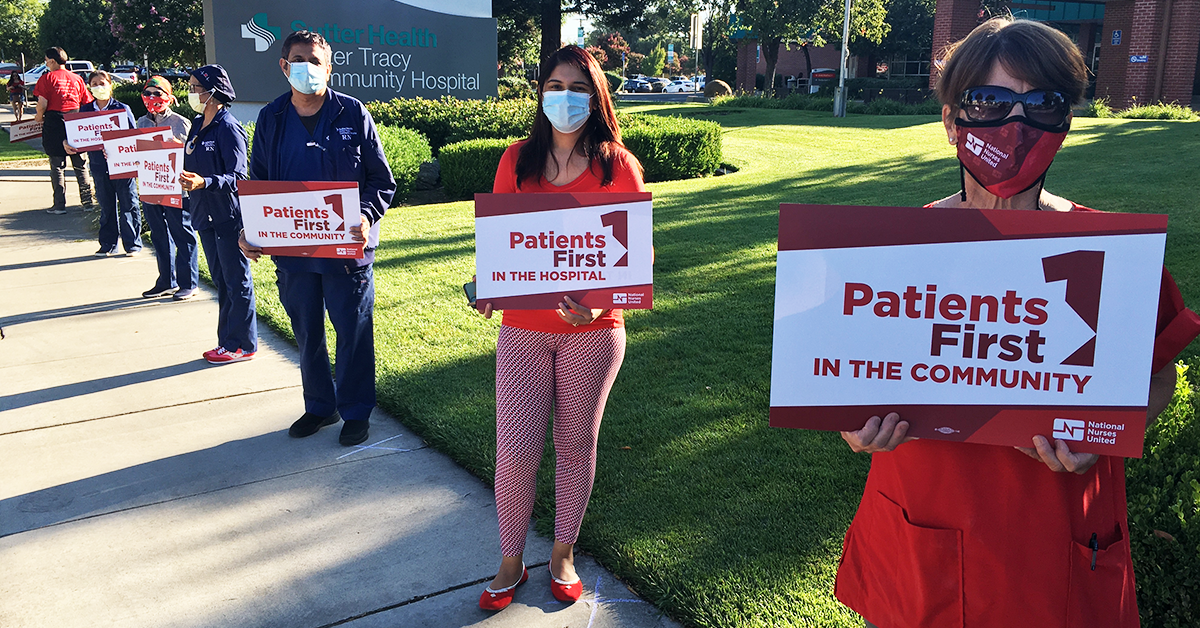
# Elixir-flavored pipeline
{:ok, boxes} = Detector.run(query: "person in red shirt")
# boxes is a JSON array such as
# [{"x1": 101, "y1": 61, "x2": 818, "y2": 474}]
[
  {"x1": 834, "y1": 18, "x2": 1200, "y2": 628},
  {"x1": 32, "y1": 47, "x2": 95, "y2": 214},
  {"x1": 475, "y1": 45, "x2": 646, "y2": 612},
  {"x1": 8, "y1": 70, "x2": 26, "y2": 122}
]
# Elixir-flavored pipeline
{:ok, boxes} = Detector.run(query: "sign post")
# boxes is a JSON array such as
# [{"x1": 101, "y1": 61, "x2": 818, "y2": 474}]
[{"x1": 770, "y1": 204, "x2": 1167, "y2": 457}]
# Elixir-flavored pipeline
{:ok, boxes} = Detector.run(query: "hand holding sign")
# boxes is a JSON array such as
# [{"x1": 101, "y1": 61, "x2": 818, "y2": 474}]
[
  {"x1": 238, "y1": 181, "x2": 364, "y2": 259},
  {"x1": 64, "y1": 110, "x2": 129, "y2": 151}
]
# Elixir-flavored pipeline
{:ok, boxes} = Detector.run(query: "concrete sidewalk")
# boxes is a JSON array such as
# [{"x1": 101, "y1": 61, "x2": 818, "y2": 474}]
[{"x1": 0, "y1": 110, "x2": 677, "y2": 628}]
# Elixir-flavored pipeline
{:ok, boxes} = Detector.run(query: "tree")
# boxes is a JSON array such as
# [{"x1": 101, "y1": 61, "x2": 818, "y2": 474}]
[
  {"x1": 40, "y1": 0, "x2": 120, "y2": 66},
  {"x1": 585, "y1": 44, "x2": 609, "y2": 68},
  {"x1": 495, "y1": 0, "x2": 541, "y2": 71},
  {"x1": 735, "y1": 0, "x2": 818, "y2": 97},
  {"x1": 644, "y1": 42, "x2": 665, "y2": 77},
  {"x1": 851, "y1": 0, "x2": 934, "y2": 77},
  {"x1": 0, "y1": 0, "x2": 45, "y2": 65},
  {"x1": 109, "y1": 0, "x2": 204, "y2": 67},
  {"x1": 596, "y1": 32, "x2": 630, "y2": 71}
]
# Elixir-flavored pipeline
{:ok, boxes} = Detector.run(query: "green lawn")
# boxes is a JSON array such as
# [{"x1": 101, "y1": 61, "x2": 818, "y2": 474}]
[
  {"x1": 0, "y1": 128, "x2": 45, "y2": 161},
  {"x1": 245, "y1": 106, "x2": 1200, "y2": 627}
]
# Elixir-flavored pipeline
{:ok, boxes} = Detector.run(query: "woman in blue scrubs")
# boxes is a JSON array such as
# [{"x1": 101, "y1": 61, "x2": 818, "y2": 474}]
[{"x1": 179, "y1": 64, "x2": 257, "y2": 365}]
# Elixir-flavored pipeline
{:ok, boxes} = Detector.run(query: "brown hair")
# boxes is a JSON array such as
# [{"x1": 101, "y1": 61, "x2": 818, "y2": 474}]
[
  {"x1": 87, "y1": 70, "x2": 112, "y2": 84},
  {"x1": 515, "y1": 45, "x2": 638, "y2": 189},
  {"x1": 45, "y1": 47, "x2": 67, "y2": 65},
  {"x1": 281, "y1": 30, "x2": 332, "y2": 63},
  {"x1": 935, "y1": 18, "x2": 1089, "y2": 109}
]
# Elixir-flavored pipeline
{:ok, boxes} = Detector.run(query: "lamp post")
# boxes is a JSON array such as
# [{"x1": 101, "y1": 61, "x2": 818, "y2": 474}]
[{"x1": 833, "y1": 0, "x2": 852, "y2": 117}]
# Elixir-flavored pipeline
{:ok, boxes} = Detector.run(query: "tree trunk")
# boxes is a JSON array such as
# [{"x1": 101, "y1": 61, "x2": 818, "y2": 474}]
[
  {"x1": 540, "y1": 0, "x2": 562, "y2": 69},
  {"x1": 762, "y1": 36, "x2": 781, "y2": 98},
  {"x1": 802, "y1": 43, "x2": 812, "y2": 93}
]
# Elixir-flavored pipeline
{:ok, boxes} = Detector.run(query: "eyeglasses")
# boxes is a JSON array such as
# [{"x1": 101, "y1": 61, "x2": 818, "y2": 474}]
[
  {"x1": 959, "y1": 86, "x2": 1070, "y2": 126},
  {"x1": 142, "y1": 90, "x2": 165, "y2": 98}
]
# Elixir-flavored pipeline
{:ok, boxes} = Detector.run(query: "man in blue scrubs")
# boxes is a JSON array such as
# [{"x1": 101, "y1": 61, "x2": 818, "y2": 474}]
[{"x1": 239, "y1": 30, "x2": 396, "y2": 446}]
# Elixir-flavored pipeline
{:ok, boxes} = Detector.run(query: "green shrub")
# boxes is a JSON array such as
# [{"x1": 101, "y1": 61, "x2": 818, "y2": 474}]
[
  {"x1": 1127, "y1": 360, "x2": 1200, "y2": 628},
  {"x1": 604, "y1": 71, "x2": 623, "y2": 94},
  {"x1": 618, "y1": 113, "x2": 722, "y2": 182},
  {"x1": 439, "y1": 137, "x2": 517, "y2": 199},
  {"x1": 1077, "y1": 98, "x2": 1114, "y2": 118},
  {"x1": 377, "y1": 126, "x2": 432, "y2": 203},
  {"x1": 703, "y1": 79, "x2": 732, "y2": 98},
  {"x1": 497, "y1": 76, "x2": 534, "y2": 101},
  {"x1": 0, "y1": 78, "x2": 8, "y2": 105},
  {"x1": 846, "y1": 97, "x2": 941, "y2": 116},
  {"x1": 1116, "y1": 102, "x2": 1199, "y2": 121},
  {"x1": 365, "y1": 96, "x2": 535, "y2": 153},
  {"x1": 713, "y1": 93, "x2": 835, "y2": 112}
]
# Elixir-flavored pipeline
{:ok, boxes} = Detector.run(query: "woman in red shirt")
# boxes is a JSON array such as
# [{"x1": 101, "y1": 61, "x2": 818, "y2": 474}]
[
  {"x1": 476, "y1": 45, "x2": 645, "y2": 611},
  {"x1": 834, "y1": 18, "x2": 1200, "y2": 628}
]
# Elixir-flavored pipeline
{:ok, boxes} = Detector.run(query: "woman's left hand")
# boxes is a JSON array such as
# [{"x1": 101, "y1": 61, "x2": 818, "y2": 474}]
[
  {"x1": 349, "y1": 214, "x2": 371, "y2": 243},
  {"x1": 556, "y1": 295, "x2": 603, "y2": 327},
  {"x1": 1015, "y1": 436, "x2": 1100, "y2": 474},
  {"x1": 179, "y1": 171, "x2": 206, "y2": 191}
]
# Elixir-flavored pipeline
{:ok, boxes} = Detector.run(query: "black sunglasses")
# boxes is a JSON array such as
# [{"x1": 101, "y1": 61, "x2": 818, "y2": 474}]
[
  {"x1": 142, "y1": 89, "x2": 165, "y2": 97},
  {"x1": 959, "y1": 86, "x2": 1070, "y2": 126}
]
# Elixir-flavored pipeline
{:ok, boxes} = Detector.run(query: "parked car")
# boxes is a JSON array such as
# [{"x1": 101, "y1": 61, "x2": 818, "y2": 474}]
[
  {"x1": 692, "y1": 76, "x2": 707, "y2": 91},
  {"x1": 646, "y1": 77, "x2": 670, "y2": 93},
  {"x1": 0, "y1": 62, "x2": 21, "y2": 75},
  {"x1": 21, "y1": 64, "x2": 48, "y2": 86},
  {"x1": 64, "y1": 60, "x2": 94, "y2": 74},
  {"x1": 664, "y1": 79, "x2": 696, "y2": 93},
  {"x1": 623, "y1": 78, "x2": 651, "y2": 93},
  {"x1": 110, "y1": 65, "x2": 140, "y2": 83},
  {"x1": 154, "y1": 67, "x2": 192, "y2": 81},
  {"x1": 670, "y1": 75, "x2": 688, "y2": 82}
]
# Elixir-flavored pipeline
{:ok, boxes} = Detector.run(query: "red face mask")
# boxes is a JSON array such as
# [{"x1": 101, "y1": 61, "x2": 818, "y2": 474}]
[
  {"x1": 142, "y1": 95, "x2": 171, "y2": 114},
  {"x1": 955, "y1": 116, "x2": 1068, "y2": 199}
]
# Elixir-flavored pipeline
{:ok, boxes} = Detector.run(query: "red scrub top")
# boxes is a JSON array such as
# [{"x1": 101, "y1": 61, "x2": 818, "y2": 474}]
[
  {"x1": 33, "y1": 69, "x2": 91, "y2": 112},
  {"x1": 490, "y1": 140, "x2": 647, "y2": 334},
  {"x1": 834, "y1": 203, "x2": 1200, "y2": 628}
]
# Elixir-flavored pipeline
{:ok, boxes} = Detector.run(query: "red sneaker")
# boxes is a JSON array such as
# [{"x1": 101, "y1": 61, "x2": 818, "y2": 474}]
[
  {"x1": 478, "y1": 565, "x2": 528, "y2": 611},
  {"x1": 550, "y1": 566, "x2": 582, "y2": 602},
  {"x1": 205, "y1": 347, "x2": 256, "y2": 365}
]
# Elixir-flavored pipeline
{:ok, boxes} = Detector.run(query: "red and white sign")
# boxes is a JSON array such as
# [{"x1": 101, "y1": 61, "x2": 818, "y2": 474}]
[
  {"x1": 135, "y1": 138, "x2": 184, "y2": 208},
  {"x1": 64, "y1": 109, "x2": 129, "y2": 151},
  {"x1": 475, "y1": 193, "x2": 653, "y2": 309},
  {"x1": 101, "y1": 127, "x2": 172, "y2": 179},
  {"x1": 8, "y1": 120, "x2": 42, "y2": 143},
  {"x1": 239, "y1": 181, "x2": 364, "y2": 259},
  {"x1": 770, "y1": 204, "x2": 1168, "y2": 457}
]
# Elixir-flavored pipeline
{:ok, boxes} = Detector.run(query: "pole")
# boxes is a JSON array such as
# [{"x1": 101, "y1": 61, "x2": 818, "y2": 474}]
[{"x1": 833, "y1": 0, "x2": 852, "y2": 117}]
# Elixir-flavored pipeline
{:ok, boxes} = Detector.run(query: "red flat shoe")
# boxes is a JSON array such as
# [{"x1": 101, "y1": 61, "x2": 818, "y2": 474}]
[
  {"x1": 479, "y1": 564, "x2": 528, "y2": 611},
  {"x1": 550, "y1": 565, "x2": 583, "y2": 602}
]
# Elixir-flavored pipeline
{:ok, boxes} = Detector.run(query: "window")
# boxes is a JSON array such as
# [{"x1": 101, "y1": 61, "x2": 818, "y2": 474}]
[{"x1": 888, "y1": 53, "x2": 930, "y2": 79}]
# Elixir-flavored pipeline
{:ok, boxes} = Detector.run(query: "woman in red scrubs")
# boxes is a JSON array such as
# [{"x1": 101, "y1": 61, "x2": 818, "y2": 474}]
[
  {"x1": 476, "y1": 45, "x2": 646, "y2": 611},
  {"x1": 834, "y1": 18, "x2": 1200, "y2": 628}
]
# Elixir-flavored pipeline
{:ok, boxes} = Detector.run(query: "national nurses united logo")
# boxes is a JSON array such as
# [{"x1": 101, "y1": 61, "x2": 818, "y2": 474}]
[{"x1": 242, "y1": 13, "x2": 280, "y2": 52}]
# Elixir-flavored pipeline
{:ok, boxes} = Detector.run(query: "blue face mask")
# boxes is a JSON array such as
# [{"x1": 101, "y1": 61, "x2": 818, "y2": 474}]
[
  {"x1": 287, "y1": 61, "x2": 326, "y2": 95},
  {"x1": 541, "y1": 90, "x2": 592, "y2": 133}
]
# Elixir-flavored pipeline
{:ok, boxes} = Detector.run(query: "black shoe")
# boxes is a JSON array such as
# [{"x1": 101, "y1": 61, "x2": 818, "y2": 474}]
[
  {"x1": 289, "y1": 411, "x2": 341, "y2": 438},
  {"x1": 142, "y1": 285, "x2": 178, "y2": 298},
  {"x1": 339, "y1": 420, "x2": 369, "y2": 446},
  {"x1": 94, "y1": 247, "x2": 116, "y2": 257},
  {"x1": 172, "y1": 288, "x2": 197, "y2": 301}
]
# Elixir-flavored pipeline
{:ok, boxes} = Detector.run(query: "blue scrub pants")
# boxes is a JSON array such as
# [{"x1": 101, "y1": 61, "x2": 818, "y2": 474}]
[
  {"x1": 198, "y1": 222, "x2": 258, "y2": 353},
  {"x1": 276, "y1": 265, "x2": 375, "y2": 422},
  {"x1": 144, "y1": 202, "x2": 199, "y2": 292},
  {"x1": 92, "y1": 166, "x2": 142, "y2": 254}
]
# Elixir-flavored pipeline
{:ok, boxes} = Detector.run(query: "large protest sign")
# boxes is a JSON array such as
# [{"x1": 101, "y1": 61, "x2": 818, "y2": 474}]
[
  {"x1": 239, "y1": 181, "x2": 364, "y2": 259},
  {"x1": 135, "y1": 139, "x2": 184, "y2": 207},
  {"x1": 475, "y1": 193, "x2": 653, "y2": 309},
  {"x1": 64, "y1": 110, "x2": 129, "y2": 151},
  {"x1": 770, "y1": 204, "x2": 1167, "y2": 457},
  {"x1": 101, "y1": 127, "x2": 172, "y2": 179},
  {"x1": 8, "y1": 120, "x2": 42, "y2": 142}
]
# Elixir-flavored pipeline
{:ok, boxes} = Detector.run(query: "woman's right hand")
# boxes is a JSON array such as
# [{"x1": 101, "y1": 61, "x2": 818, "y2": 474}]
[
  {"x1": 470, "y1": 276, "x2": 493, "y2": 318},
  {"x1": 841, "y1": 412, "x2": 914, "y2": 453},
  {"x1": 63, "y1": 140, "x2": 77, "y2": 155},
  {"x1": 238, "y1": 230, "x2": 262, "y2": 262}
]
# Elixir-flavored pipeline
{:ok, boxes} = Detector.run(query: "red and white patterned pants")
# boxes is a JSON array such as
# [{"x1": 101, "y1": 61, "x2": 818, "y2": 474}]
[{"x1": 494, "y1": 324, "x2": 627, "y2": 556}]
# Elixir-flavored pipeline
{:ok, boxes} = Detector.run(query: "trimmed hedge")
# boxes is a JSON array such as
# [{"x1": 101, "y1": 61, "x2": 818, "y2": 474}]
[
  {"x1": 112, "y1": 80, "x2": 192, "y2": 119},
  {"x1": 497, "y1": 76, "x2": 534, "y2": 101},
  {"x1": 618, "y1": 113, "x2": 722, "y2": 182},
  {"x1": 1127, "y1": 360, "x2": 1200, "y2": 628},
  {"x1": 439, "y1": 137, "x2": 516, "y2": 199},
  {"x1": 377, "y1": 126, "x2": 432, "y2": 203},
  {"x1": 364, "y1": 96, "x2": 535, "y2": 152}
]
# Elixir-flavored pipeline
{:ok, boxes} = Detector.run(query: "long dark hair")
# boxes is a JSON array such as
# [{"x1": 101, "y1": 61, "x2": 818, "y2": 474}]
[{"x1": 515, "y1": 45, "x2": 628, "y2": 188}]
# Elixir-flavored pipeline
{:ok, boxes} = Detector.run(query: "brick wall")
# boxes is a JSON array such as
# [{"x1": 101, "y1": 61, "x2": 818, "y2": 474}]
[
  {"x1": 1097, "y1": 0, "x2": 1134, "y2": 105},
  {"x1": 1126, "y1": 0, "x2": 1164, "y2": 106},
  {"x1": 929, "y1": 0, "x2": 982, "y2": 88},
  {"x1": 1162, "y1": 0, "x2": 1200, "y2": 105},
  {"x1": 736, "y1": 41, "x2": 755, "y2": 92}
]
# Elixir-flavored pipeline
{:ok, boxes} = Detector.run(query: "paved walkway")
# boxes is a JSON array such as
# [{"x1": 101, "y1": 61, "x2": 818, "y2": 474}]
[{"x1": 0, "y1": 108, "x2": 677, "y2": 628}]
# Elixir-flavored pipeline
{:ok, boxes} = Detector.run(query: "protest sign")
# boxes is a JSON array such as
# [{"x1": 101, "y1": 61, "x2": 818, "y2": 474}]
[
  {"x1": 770, "y1": 204, "x2": 1168, "y2": 457},
  {"x1": 8, "y1": 120, "x2": 42, "y2": 142},
  {"x1": 239, "y1": 181, "x2": 364, "y2": 259},
  {"x1": 135, "y1": 139, "x2": 184, "y2": 208},
  {"x1": 101, "y1": 127, "x2": 172, "y2": 179},
  {"x1": 475, "y1": 193, "x2": 653, "y2": 309},
  {"x1": 64, "y1": 110, "x2": 129, "y2": 151}
]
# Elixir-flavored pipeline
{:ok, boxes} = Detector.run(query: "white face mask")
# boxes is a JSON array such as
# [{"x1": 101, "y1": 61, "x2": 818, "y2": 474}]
[
  {"x1": 187, "y1": 90, "x2": 212, "y2": 113},
  {"x1": 89, "y1": 84, "x2": 112, "y2": 100},
  {"x1": 541, "y1": 90, "x2": 592, "y2": 134},
  {"x1": 287, "y1": 61, "x2": 327, "y2": 95}
]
